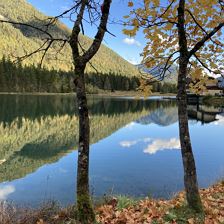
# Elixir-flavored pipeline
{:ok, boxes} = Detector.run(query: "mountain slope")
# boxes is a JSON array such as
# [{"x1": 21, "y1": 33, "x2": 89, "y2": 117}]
[
  {"x1": 218, "y1": 76, "x2": 224, "y2": 88},
  {"x1": 0, "y1": 0, "x2": 139, "y2": 75},
  {"x1": 137, "y1": 64, "x2": 178, "y2": 84}
]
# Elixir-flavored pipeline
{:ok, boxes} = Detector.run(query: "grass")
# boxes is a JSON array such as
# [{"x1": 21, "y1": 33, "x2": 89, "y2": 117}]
[
  {"x1": 115, "y1": 195, "x2": 138, "y2": 210},
  {"x1": 93, "y1": 194, "x2": 139, "y2": 211},
  {"x1": 0, "y1": 201, "x2": 77, "y2": 224},
  {"x1": 164, "y1": 204, "x2": 205, "y2": 224}
]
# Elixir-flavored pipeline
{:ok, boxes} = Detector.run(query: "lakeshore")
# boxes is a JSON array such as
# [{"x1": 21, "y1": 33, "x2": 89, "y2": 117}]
[{"x1": 0, "y1": 181, "x2": 223, "y2": 224}]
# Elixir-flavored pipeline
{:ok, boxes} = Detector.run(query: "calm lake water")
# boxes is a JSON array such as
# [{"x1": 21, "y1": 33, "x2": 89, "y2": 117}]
[{"x1": 0, "y1": 94, "x2": 223, "y2": 206}]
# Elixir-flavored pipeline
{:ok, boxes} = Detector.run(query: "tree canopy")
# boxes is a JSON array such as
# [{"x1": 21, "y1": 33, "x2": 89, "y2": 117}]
[{"x1": 124, "y1": 0, "x2": 223, "y2": 93}]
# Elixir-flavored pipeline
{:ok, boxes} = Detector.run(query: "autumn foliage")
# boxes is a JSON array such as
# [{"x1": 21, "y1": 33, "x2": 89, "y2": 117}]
[
  {"x1": 123, "y1": 0, "x2": 223, "y2": 92},
  {"x1": 97, "y1": 182, "x2": 224, "y2": 224}
]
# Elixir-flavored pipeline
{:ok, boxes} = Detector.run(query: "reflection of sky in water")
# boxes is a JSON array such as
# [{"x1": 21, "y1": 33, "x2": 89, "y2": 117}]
[
  {"x1": 0, "y1": 185, "x2": 15, "y2": 200},
  {"x1": 2, "y1": 117, "x2": 223, "y2": 207},
  {"x1": 215, "y1": 114, "x2": 224, "y2": 126},
  {"x1": 0, "y1": 96, "x2": 223, "y2": 207},
  {"x1": 120, "y1": 137, "x2": 180, "y2": 154}
]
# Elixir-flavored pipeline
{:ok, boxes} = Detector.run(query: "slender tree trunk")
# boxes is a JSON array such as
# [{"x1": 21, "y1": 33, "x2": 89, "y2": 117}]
[
  {"x1": 68, "y1": 1, "x2": 111, "y2": 222},
  {"x1": 177, "y1": 61, "x2": 203, "y2": 212},
  {"x1": 177, "y1": 0, "x2": 203, "y2": 212},
  {"x1": 74, "y1": 65, "x2": 95, "y2": 223}
]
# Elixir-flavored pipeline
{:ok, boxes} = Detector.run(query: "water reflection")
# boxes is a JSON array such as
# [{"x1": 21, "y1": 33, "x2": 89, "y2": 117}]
[
  {"x1": 120, "y1": 137, "x2": 180, "y2": 154},
  {"x1": 0, "y1": 95, "x2": 223, "y2": 205},
  {"x1": 188, "y1": 104, "x2": 224, "y2": 124},
  {"x1": 136, "y1": 102, "x2": 178, "y2": 126},
  {"x1": 215, "y1": 114, "x2": 224, "y2": 125},
  {"x1": 0, "y1": 185, "x2": 15, "y2": 200},
  {"x1": 144, "y1": 138, "x2": 180, "y2": 154}
]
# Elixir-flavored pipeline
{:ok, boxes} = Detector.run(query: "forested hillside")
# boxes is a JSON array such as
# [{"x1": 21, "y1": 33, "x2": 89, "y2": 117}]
[
  {"x1": 0, "y1": 0, "x2": 139, "y2": 75},
  {"x1": 0, "y1": 58, "x2": 140, "y2": 93}
]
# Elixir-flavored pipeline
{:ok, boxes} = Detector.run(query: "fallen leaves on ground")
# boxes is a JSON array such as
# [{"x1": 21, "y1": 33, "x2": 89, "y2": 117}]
[
  {"x1": 96, "y1": 182, "x2": 224, "y2": 223},
  {"x1": 0, "y1": 182, "x2": 223, "y2": 223}
]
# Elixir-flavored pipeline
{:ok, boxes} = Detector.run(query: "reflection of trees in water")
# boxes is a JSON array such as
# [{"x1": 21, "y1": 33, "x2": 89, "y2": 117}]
[
  {"x1": 0, "y1": 95, "x2": 177, "y2": 123},
  {"x1": 0, "y1": 96, "x2": 222, "y2": 183},
  {"x1": 0, "y1": 97, "x2": 180, "y2": 182},
  {"x1": 0, "y1": 110, "x2": 150, "y2": 182}
]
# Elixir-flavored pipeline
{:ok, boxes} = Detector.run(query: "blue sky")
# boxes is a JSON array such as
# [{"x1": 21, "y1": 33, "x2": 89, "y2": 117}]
[{"x1": 27, "y1": 0, "x2": 144, "y2": 65}]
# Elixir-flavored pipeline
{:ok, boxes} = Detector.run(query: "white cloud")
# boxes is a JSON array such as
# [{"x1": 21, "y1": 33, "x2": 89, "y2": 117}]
[
  {"x1": 125, "y1": 122, "x2": 136, "y2": 130},
  {"x1": 144, "y1": 138, "x2": 180, "y2": 154},
  {"x1": 123, "y1": 38, "x2": 141, "y2": 47},
  {"x1": 120, "y1": 140, "x2": 138, "y2": 148},
  {"x1": 58, "y1": 168, "x2": 68, "y2": 173},
  {"x1": 0, "y1": 185, "x2": 15, "y2": 200},
  {"x1": 214, "y1": 114, "x2": 224, "y2": 126},
  {"x1": 120, "y1": 137, "x2": 180, "y2": 154},
  {"x1": 143, "y1": 138, "x2": 151, "y2": 143}
]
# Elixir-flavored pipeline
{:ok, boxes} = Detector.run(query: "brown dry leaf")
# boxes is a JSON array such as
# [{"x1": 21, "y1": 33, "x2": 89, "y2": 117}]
[
  {"x1": 218, "y1": 216, "x2": 224, "y2": 223},
  {"x1": 97, "y1": 183, "x2": 223, "y2": 224},
  {"x1": 36, "y1": 219, "x2": 44, "y2": 224},
  {"x1": 188, "y1": 218, "x2": 194, "y2": 224}
]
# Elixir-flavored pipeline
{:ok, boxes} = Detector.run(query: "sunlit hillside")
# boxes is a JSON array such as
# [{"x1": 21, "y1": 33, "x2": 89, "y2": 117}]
[{"x1": 0, "y1": 0, "x2": 139, "y2": 75}]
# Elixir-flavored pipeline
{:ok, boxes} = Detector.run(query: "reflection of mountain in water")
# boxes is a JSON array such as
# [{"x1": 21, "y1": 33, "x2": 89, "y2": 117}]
[
  {"x1": 136, "y1": 102, "x2": 178, "y2": 126},
  {"x1": 137, "y1": 102, "x2": 224, "y2": 126}
]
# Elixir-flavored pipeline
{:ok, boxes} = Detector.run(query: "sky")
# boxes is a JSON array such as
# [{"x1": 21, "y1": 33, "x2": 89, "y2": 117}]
[{"x1": 27, "y1": 0, "x2": 144, "y2": 65}]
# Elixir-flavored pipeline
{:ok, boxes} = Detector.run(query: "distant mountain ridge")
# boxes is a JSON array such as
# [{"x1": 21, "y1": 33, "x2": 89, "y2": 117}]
[
  {"x1": 137, "y1": 63, "x2": 224, "y2": 87},
  {"x1": 0, "y1": 0, "x2": 139, "y2": 76},
  {"x1": 137, "y1": 64, "x2": 178, "y2": 84},
  {"x1": 218, "y1": 76, "x2": 224, "y2": 88}
]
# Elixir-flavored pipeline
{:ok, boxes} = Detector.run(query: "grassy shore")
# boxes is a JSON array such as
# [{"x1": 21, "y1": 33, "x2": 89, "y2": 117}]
[
  {"x1": 92, "y1": 91, "x2": 176, "y2": 98},
  {"x1": 0, "y1": 91, "x2": 176, "y2": 98},
  {"x1": 0, "y1": 181, "x2": 223, "y2": 224}
]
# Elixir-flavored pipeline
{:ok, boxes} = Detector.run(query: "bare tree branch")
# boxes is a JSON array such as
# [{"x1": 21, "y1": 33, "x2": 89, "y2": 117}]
[
  {"x1": 82, "y1": 0, "x2": 112, "y2": 62},
  {"x1": 186, "y1": 9, "x2": 224, "y2": 47},
  {"x1": 193, "y1": 53, "x2": 221, "y2": 74},
  {"x1": 189, "y1": 22, "x2": 224, "y2": 58}
]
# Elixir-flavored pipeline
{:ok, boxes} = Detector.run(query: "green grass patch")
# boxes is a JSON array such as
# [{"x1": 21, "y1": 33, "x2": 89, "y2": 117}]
[
  {"x1": 116, "y1": 195, "x2": 138, "y2": 210},
  {"x1": 163, "y1": 204, "x2": 205, "y2": 224}
]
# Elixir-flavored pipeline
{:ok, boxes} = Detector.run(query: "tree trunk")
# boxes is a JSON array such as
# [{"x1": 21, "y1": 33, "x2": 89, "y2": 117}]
[
  {"x1": 74, "y1": 65, "x2": 95, "y2": 224},
  {"x1": 177, "y1": 60, "x2": 203, "y2": 212},
  {"x1": 177, "y1": 0, "x2": 203, "y2": 212}
]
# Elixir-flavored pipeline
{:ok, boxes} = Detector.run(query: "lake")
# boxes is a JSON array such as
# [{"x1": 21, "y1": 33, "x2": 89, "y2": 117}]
[{"x1": 0, "y1": 94, "x2": 223, "y2": 207}]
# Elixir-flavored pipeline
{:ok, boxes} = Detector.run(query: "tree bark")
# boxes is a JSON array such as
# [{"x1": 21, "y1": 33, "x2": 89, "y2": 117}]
[
  {"x1": 74, "y1": 65, "x2": 95, "y2": 223},
  {"x1": 177, "y1": 0, "x2": 203, "y2": 212},
  {"x1": 68, "y1": 1, "x2": 112, "y2": 222},
  {"x1": 177, "y1": 62, "x2": 203, "y2": 212}
]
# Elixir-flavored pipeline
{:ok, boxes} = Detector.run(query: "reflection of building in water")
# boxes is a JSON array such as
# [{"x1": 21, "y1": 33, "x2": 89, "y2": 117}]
[{"x1": 188, "y1": 104, "x2": 224, "y2": 124}]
